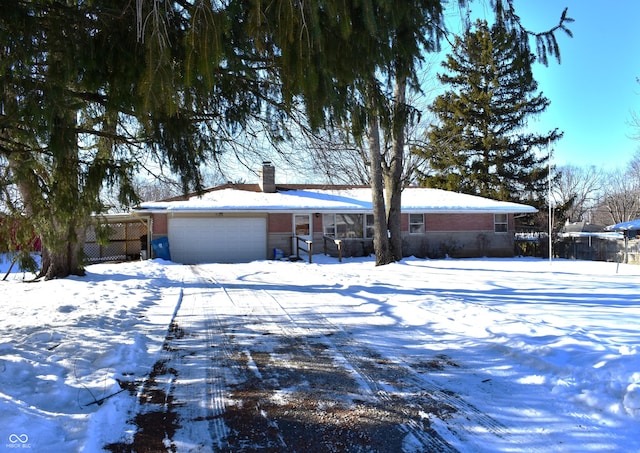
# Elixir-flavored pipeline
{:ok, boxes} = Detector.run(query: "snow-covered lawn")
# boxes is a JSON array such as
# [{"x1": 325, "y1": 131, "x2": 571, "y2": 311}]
[{"x1": 1, "y1": 255, "x2": 639, "y2": 452}]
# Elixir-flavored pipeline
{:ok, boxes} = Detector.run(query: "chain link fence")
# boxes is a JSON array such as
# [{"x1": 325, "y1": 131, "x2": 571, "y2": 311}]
[
  {"x1": 517, "y1": 232, "x2": 634, "y2": 263},
  {"x1": 84, "y1": 220, "x2": 148, "y2": 263}
]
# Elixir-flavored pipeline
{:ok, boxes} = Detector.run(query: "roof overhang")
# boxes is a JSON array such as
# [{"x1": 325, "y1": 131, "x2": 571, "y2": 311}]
[{"x1": 133, "y1": 187, "x2": 537, "y2": 216}]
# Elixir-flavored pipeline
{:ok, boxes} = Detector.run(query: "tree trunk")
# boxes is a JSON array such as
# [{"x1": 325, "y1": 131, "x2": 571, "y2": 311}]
[
  {"x1": 368, "y1": 108, "x2": 393, "y2": 266},
  {"x1": 385, "y1": 75, "x2": 407, "y2": 262},
  {"x1": 384, "y1": 169, "x2": 403, "y2": 261},
  {"x1": 38, "y1": 220, "x2": 87, "y2": 280},
  {"x1": 36, "y1": 106, "x2": 87, "y2": 280}
]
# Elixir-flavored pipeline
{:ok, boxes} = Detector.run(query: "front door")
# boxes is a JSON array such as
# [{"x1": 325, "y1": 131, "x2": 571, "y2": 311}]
[{"x1": 294, "y1": 214, "x2": 312, "y2": 239}]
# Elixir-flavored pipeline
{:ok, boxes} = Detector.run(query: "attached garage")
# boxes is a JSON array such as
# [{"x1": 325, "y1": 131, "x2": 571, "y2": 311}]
[{"x1": 168, "y1": 215, "x2": 267, "y2": 264}]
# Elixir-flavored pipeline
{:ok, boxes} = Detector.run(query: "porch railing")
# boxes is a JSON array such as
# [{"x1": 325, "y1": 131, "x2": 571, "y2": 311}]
[
  {"x1": 323, "y1": 236, "x2": 344, "y2": 262},
  {"x1": 294, "y1": 236, "x2": 313, "y2": 263}
]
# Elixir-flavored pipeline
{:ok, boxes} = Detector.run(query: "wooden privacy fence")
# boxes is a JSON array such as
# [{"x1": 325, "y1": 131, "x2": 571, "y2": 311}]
[{"x1": 84, "y1": 218, "x2": 149, "y2": 263}]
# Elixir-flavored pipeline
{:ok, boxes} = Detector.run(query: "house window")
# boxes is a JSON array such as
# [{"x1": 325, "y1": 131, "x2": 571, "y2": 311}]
[
  {"x1": 494, "y1": 213, "x2": 508, "y2": 233},
  {"x1": 409, "y1": 214, "x2": 425, "y2": 234},
  {"x1": 294, "y1": 214, "x2": 311, "y2": 237},
  {"x1": 365, "y1": 214, "x2": 374, "y2": 238},
  {"x1": 323, "y1": 214, "x2": 364, "y2": 238},
  {"x1": 323, "y1": 214, "x2": 336, "y2": 237}
]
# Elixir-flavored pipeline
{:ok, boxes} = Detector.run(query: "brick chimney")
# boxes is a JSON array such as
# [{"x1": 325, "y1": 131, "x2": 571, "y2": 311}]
[{"x1": 259, "y1": 161, "x2": 276, "y2": 193}]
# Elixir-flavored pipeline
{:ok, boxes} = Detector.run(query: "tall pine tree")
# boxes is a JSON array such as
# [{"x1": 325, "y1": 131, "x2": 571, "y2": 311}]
[{"x1": 416, "y1": 19, "x2": 562, "y2": 206}]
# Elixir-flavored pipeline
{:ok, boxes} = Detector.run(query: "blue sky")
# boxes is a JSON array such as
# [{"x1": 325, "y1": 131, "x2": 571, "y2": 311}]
[{"x1": 504, "y1": 1, "x2": 640, "y2": 170}]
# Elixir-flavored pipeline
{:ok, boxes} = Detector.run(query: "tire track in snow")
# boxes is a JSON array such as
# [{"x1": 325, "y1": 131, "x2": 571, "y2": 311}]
[
  {"x1": 194, "y1": 266, "x2": 291, "y2": 451},
  {"x1": 116, "y1": 264, "x2": 525, "y2": 452},
  {"x1": 166, "y1": 276, "x2": 234, "y2": 451},
  {"x1": 310, "y1": 316, "x2": 510, "y2": 452},
  {"x1": 286, "y1": 298, "x2": 556, "y2": 453},
  {"x1": 206, "y1": 265, "x2": 552, "y2": 452},
  {"x1": 256, "y1": 289, "x2": 458, "y2": 452},
  {"x1": 215, "y1": 269, "x2": 504, "y2": 448},
  {"x1": 198, "y1": 266, "x2": 460, "y2": 452},
  {"x1": 104, "y1": 269, "x2": 238, "y2": 452}
]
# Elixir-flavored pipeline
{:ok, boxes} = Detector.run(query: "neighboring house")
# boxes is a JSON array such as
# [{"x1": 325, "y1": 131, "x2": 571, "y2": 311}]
[
  {"x1": 133, "y1": 163, "x2": 537, "y2": 264},
  {"x1": 0, "y1": 216, "x2": 42, "y2": 253},
  {"x1": 561, "y1": 220, "x2": 607, "y2": 236}
]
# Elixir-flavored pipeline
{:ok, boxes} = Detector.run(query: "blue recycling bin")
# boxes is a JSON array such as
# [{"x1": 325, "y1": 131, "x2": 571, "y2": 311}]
[{"x1": 151, "y1": 237, "x2": 171, "y2": 261}]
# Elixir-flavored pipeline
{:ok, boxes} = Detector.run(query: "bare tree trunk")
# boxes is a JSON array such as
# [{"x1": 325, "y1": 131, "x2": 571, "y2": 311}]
[
  {"x1": 384, "y1": 75, "x2": 407, "y2": 262},
  {"x1": 368, "y1": 109, "x2": 393, "y2": 266}
]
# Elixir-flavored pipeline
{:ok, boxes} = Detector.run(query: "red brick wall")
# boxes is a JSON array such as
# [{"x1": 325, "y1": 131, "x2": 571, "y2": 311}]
[
  {"x1": 426, "y1": 213, "x2": 496, "y2": 232},
  {"x1": 268, "y1": 213, "x2": 325, "y2": 234},
  {"x1": 312, "y1": 214, "x2": 323, "y2": 233},
  {"x1": 154, "y1": 212, "x2": 510, "y2": 236},
  {"x1": 268, "y1": 213, "x2": 292, "y2": 233},
  {"x1": 152, "y1": 213, "x2": 168, "y2": 236},
  {"x1": 401, "y1": 214, "x2": 409, "y2": 231}
]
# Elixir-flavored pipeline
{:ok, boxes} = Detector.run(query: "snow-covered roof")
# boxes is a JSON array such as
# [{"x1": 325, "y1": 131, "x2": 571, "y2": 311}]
[
  {"x1": 606, "y1": 219, "x2": 640, "y2": 231},
  {"x1": 137, "y1": 186, "x2": 537, "y2": 214}
]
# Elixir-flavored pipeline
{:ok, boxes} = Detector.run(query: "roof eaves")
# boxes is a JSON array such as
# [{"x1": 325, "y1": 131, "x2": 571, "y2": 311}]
[{"x1": 133, "y1": 206, "x2": 537, "y2": 214}]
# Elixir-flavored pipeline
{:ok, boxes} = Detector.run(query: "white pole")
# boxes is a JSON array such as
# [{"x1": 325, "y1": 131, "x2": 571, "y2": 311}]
[{"x1": 548, "y1": 140, "x2": 553, "y2": 265}]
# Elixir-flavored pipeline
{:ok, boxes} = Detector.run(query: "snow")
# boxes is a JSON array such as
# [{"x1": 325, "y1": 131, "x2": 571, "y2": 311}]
[
  {"x1": 607, "y1": 218, "x2": 640, "y2": 231},
  {"x1": 139, "y1": 186, "x2": 537, "y2": 214},
  {"x1": 2, "y1": 254, "x2": 640, "y2": 451}
]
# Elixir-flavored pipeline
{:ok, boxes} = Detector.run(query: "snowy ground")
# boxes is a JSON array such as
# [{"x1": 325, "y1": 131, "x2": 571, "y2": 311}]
[{"x1": 1, "y1": 254, "x2": 640, "y2": 452}]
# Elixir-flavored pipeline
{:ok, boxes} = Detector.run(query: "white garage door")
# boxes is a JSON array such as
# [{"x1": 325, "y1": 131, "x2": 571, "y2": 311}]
[{"x1": 168, "y1": 216, "x2": 267, "y2": 264}]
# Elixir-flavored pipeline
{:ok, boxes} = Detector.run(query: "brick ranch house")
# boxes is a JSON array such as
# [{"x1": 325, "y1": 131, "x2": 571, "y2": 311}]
[{"x1": 132, "y1": 163, "x2": 537, "y2": 264}]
